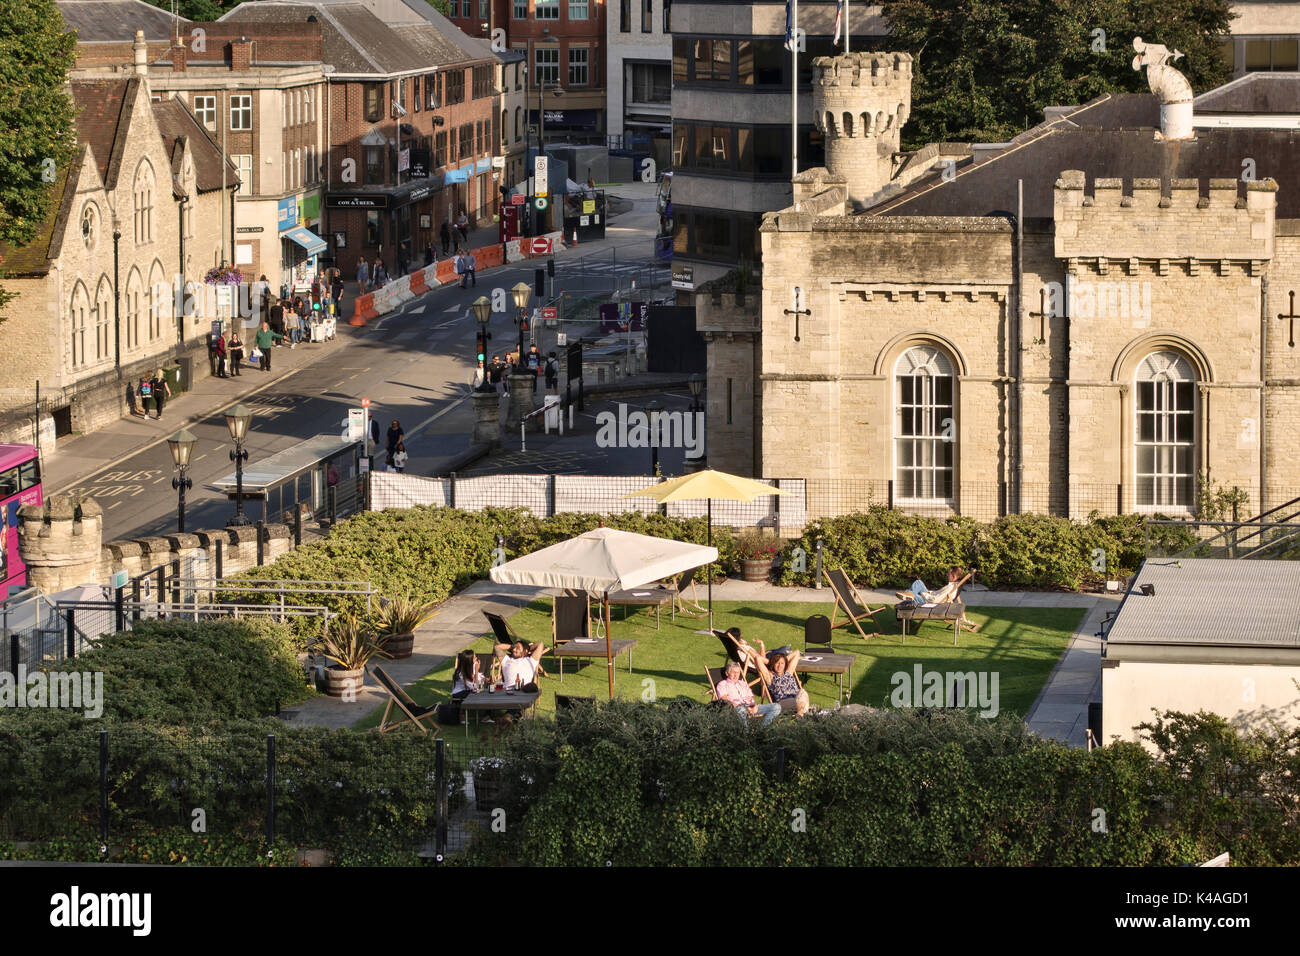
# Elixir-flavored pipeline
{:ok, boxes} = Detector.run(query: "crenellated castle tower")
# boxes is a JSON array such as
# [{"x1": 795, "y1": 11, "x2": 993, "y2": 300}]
[{"x1": 811, "y1": 52, "x2": 913, "y2": 208}]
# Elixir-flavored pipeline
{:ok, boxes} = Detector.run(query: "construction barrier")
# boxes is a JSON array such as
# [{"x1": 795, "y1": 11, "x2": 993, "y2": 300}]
[
  {"x1": 350, "y1": 291, "x2": 379, "y2": 326},
  {"x1": 409, "y1": 268, "x2": 429, "y2": 295}
]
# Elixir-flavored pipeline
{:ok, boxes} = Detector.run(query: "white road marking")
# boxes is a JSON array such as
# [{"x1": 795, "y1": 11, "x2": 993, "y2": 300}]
[
  {"x1": 409, "y1": 306, "x2": 426, "y2": 315},
  {"x1": 443, "y1": 305, "x2": 459, "y2": 313}
]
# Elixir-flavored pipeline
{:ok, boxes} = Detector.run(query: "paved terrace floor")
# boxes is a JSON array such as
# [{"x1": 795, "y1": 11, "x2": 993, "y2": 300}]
[{"x1": 282, "y1": 577, "x2": 1116, "y2": 748}]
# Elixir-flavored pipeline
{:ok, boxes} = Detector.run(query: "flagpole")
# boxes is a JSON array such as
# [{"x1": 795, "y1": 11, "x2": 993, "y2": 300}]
[
  {"x1": 791, "y1": 0, "x2": 798, "y2": 180},
  {"x1": 845, "y1": 0, "x2": 850, "y2": 53}
]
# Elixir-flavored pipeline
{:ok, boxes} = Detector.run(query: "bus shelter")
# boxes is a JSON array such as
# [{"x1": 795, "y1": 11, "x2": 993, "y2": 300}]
[{"x1": 211, "y1": 434, "x2": 362, "y2": 525}]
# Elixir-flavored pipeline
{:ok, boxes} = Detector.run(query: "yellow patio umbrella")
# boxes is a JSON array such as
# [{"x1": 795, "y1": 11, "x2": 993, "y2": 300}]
[{"x1": 622, "y1": 470, "x2": 789, "y2": 630}]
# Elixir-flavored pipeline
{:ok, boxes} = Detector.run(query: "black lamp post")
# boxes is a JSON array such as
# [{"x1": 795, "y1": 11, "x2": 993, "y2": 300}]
[
  {"x1": 688, "y1": 373, "x2": 703, "y2": 412},
  {"x1": 167, "y1": 428, "x2": 197, "y2": 533},
  {"x1": 472, "y1": 295, "x2": 493, "y2": 390},
  {"x1": 511, "y1": 281, "x2": 532, "y2": 360},
  {"x1": 645, "y1": 400, "x2": 662, "y2": 475},
  {"x1": 225, "y1": 403, "x2": 253, "y2": 527}
]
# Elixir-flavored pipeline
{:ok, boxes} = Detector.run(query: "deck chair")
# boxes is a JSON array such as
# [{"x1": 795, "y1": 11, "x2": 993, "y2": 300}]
[
  {"x1": 824, "y1": 568, "x2": 886, "y2": 640},
  {"x1": 484, "y1": 611, "x2": 548, "y2": 678},
  {"x1": 711, "y1": 630, "x2": 772, "y2": 702},
  {"x1": 704, "y1": 666, "x2": 774, "y2": 714},
  {"x1": 667, "y1": 567, "x2": 706, "y2": 617},
  {"x1": 553, "y1": 594, "x2": 591, "y2": 646},
  {"x1": 370, "y1": 665, "x2": 441, "y2": 735}
]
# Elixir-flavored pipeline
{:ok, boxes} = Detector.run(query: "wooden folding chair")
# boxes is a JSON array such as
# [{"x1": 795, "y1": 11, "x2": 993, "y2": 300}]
[
  {"x1": 824, "y1": 568, "x2": 886, "y2": 640},
  {"x1": 712, "y1": 629, "x2": 768, "y2": 697},
  {"x1": 668, "y1": 567, "x2": 706, "y2": 617},
  {"x1": 369, "y1": 665, "x2": 441, "y2": 735}
]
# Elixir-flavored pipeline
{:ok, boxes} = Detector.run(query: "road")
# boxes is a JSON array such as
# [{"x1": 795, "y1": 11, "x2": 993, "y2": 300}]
[{"x1": 62, "y1": 238, "x2": 667, "y2": 541}]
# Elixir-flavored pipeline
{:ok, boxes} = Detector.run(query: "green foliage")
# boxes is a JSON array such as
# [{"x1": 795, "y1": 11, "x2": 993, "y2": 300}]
[
  {"x1": 316, "y1": 612, "x2": 389, "y2": 670},
  {"x1": 1195, "y1": 472, "x2": 1251, "y2": 521},
  {"x1": 464, "y1": 701, "x2": 1300, "y2": 866},
  {"x1": 377, "y1": 594, "x2": 439, "y2": 635},
  {"x1": 70, "y1": 618, "x2": 312, "y2": 724},
  {"x1": 0, "y1": 830, "x2": 299, "y2": 865},
  {"x1": 886, "y1": 0, "x2": 1233, "y2": 147}
]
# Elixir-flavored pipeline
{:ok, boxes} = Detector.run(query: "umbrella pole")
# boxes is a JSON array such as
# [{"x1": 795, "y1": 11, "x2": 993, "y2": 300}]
[
  {"x1": 707, "y1": 499, "x2": 713, "y2": 632},
  {"x1": 604, "y1": 592, "x2": 614, "y2": 700}
]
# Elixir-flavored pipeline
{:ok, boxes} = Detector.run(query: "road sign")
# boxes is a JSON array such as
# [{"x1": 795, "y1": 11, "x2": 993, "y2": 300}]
[
  {"x1": 535, "y1": 197, "x2": 549, "y2": 211},
  {"x1": 511, "y1": 193, "x2": 525, "y2": 205},
  {"x1": 346, "y1": 408, "x2": 366, "y2": 441},
  {"x1": 541, "y1": 306, "x2": 557, "y2": 321},
  {"x1": 534, "y1": 156, "x2": 548, "y2": 198},
  {"x1": 361, "y1": 397, "x2": 371, "y2": 408},
  {"x1": 528, "y1": 237, "x2": 552, "y2": 255},
  {"x1": 110, "y1": 570, "x2": 128, "y2": 590},
  {"x1": 556, "y1": 332, "x2": 567, "y2": 346}
]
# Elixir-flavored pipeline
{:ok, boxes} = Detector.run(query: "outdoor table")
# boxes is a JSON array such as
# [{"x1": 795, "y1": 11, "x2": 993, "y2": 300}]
[
  {"x1": 896, "y1": 602, "x2": 966, "y2": 644},
  {"x1": 604, "y1": 588, "x2": 674, "y2": 629},
  {"x1": 553, "y1": 637, "x2": 637, "y2": 682},
  {"x1": 796, "y1": 652, "x2": 856, "y2": 702},
  {"x1": 458, "y1": 688, "x2": 540, "y2": 736}
]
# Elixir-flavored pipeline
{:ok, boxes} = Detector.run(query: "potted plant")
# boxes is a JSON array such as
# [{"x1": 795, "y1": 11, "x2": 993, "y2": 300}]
[
  {"x1": 734, "y1": 528, "x2": 780, "y2": 582},
  {"x1": 375, "y1": 595, "x2": 439, "y2": 660},
  {"x1": 315, "y1": 613, "x2": 389, "y2": 697}
]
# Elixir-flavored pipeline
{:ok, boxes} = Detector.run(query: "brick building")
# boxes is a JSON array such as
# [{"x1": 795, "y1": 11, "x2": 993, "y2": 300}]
[
  {"x1": 707, "y1": 46, "x2": 1300, "y2": 522},
  {"x1": 447, "y1": 0, "x2": 607, "y2": 144},
  {"x1": 225, "y1": 1, "x2": 502, "y2": 277},
  {"x1": 0, "y1": 52, "x2": 236, "y2": 436},
  {"x1": 65, "y1": 3, "x2": 330, "y2": 293}
]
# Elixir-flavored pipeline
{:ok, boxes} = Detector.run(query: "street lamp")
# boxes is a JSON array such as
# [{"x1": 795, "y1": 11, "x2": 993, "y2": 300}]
[
  {"x1": 472, "y1": 295, "x2": 494, "y2": 390},
  {"x1": 167, "y1": 428, "x2": 197, "y2": 533},
  {"x1": 511, "y1": 281, "x2": 532, "y2": 361},
  {"x1": 225, "y1": 403, "x2": 253, "y2": 527},
  {"x1": 688, "y1": 373, "x2": 703, "y2": 412}
]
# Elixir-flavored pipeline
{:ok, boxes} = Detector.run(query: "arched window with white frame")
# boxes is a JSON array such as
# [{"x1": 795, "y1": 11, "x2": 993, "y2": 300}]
[
  {"x1": 69, "y1": 282, "x2": 89, "y2": 369},
  {"x1": 894, "y1": 345, "x2": 956, "y2": 502},
  {"x1": 133, "y1": 161, "x2": 154, "y2": 244},
  {"x1": 95, "y1": 276, "x2": 112, "y2": 360},
  {"x1": 1135, "y1": 350, "x2": 1196, "y2": 509}
]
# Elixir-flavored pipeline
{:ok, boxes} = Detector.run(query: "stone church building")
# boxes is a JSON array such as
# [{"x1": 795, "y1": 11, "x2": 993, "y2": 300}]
[{"x1": 703, "y1": 42, "x2": 1300, "y2": 521}]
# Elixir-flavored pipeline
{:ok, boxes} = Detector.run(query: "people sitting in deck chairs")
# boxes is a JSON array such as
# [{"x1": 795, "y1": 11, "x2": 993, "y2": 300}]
[
  {"x1": 712, "y1": 659, "x2": 782, "y2": 727},
  {"x1": 731, "y1": 635, "x2": 811, "y2": 717},
  {"x1": 895, "y1": 567, "x2": 980, "y2": 631},
  {"x1": 494, "y1": 638, "x2": 547, "y2": 689}
]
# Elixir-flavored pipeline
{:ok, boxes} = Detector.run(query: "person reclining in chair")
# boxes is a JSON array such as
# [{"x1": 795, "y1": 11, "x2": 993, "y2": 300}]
[
  {"x1": 712, "y1": 659, "x2": 782, "y2": 727},
  {"x1": 494, "y1": 638, "x2": 547, "y2": 688},
  {"x1": 895, "y1": 567, "x2": 980, "y2": 631}
]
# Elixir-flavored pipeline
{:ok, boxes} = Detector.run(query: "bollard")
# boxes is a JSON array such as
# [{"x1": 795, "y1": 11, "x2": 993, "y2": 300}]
[
  {"x1": 521, "y1": 422, "x2": 526, "y2": 452},
  {"x1": 569, "y1": 404, "x2": 574, "y2": 430},
  {"x1": 65, "y1": 608, "x2": 76, "y2": 659},
  {"x1": 294, "y1": 506, "x2": 302, "y2": 547},
  {"x1": 256, "y1": 521, "x2": 266, "y2": 567},
  {"x1": 814, "y1": 538, "x2": 823, "y2": 589},
  {"x1": 215, "y1": 539, "x2": 224, "y2": 580}
]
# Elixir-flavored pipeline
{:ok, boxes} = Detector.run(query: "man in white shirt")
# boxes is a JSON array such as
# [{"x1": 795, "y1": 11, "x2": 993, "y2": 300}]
[{"x1": 494, "y1": 638, "x2": 546, "y2": 687}]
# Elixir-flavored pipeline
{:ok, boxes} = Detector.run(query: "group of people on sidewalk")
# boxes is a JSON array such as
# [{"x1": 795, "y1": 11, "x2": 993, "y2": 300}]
[
  {"x1": 354, "y1": 212, "x2": 475, "y2": 294},
  {"x1": 473, "y1": 348, "x2": 561, "y2": 395},
  {"x1": 369, "y1": 417, "x2": 409, "y2": 473},
  {"x1": 203, "y1": 271, "x2": 343, "y2": 382}
]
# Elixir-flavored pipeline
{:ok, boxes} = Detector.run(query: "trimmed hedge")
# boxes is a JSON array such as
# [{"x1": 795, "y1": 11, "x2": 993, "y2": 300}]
[{"x1": 462, "y1": 701, "x2": 1300, "y2": 867}]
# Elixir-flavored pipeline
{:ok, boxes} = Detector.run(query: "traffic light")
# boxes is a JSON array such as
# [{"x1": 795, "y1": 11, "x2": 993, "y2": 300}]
[
  {"x1": 547, "y1": 258, "x2": 555, "y2": 278},
  {"x1": 534, "y1": 268, "x2": 545, "y2": 298},
  {"x1": 476, "y1": 330, "x2": 488, "y2": 363}
]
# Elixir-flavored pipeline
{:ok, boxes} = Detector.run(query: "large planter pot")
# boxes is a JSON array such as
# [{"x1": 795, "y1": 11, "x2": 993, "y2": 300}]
[
  {"x1": 383, "y1": 632, "x2": 415, "y2": 660},
  {"x1": 741, "y1": 559, "x2": 772, "y2": 583},
  {"x1": 325, "y1": 666, "x2": 364, "y2": 698},
  {"x1": 474, "y1": 769, "x2": 503, "y2": 812}
]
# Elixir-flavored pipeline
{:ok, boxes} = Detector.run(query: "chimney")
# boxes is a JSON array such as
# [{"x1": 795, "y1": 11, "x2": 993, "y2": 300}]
[
  {"x1": 1132, "y1": 37, "x2": 1194, "y2": 141},
  {"x1": 171, "y1": 42, "x2": 187, "y2": 72},
  {"x1": 230, "y1": 37, "x2": 253, "y2": 71},
  {"x1": 133, "y1": 29, "x2": 148, "y2": 76}
]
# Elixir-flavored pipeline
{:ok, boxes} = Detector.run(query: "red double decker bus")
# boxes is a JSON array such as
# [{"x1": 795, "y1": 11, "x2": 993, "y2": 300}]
[{"x1": 0, "y1": 444, "x2": 43, "y2": 591}]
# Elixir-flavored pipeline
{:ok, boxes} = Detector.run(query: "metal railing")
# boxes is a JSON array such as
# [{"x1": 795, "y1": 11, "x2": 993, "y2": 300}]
[{"x1": 1145, "y1": 519, "x2": 1300, "y2": 560}]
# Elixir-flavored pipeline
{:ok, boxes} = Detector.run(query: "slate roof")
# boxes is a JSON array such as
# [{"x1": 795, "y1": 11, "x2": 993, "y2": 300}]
[
  {"x1": 151, "y1": 98, "x2": 240, "y2": 194},
  {"x1": 1194, "y1": 72, "x2": 1300, "y2": 114},
  {"x1": 70, "y1": 77, "x2": 138, "y2": 191},
  {"x1": 58, "y1": 0, "x2": 189, "y2": 41},
  {"x1": 221, "y1": 1, "x2": 491, "y2": 74},
  {"x1": 875, "y1": 93, "x2": 1300, "y2": 220}
]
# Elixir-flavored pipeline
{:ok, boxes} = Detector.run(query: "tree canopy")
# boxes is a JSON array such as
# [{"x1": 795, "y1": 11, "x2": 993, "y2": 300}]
[{"x1": 883, "y1": 0, "x2": 1235, "y2": 148}]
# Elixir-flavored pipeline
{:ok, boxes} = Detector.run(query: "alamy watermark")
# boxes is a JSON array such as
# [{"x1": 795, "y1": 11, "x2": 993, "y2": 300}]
[
  {"x1": 0, "y1": 665, "x2": 103, "y2": 718},
  {"x1": 595, "y1": 404, "x2": 705, "y2": 457},
  {"x1": 1042, "y1": 280, "x2": 1152, "y2": 326},
  {"x1": 890, "y1": 665, "x2": 999, "y2": 718}
]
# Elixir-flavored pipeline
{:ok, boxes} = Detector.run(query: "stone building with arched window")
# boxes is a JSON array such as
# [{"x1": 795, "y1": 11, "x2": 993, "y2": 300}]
[{"x1": 702, "y1": 47, "x2": 1300, "y2": 521}]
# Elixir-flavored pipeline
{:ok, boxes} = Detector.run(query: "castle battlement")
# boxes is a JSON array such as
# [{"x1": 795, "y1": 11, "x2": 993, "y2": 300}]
[
  {"x1": 811, "y1": 52, "x2": 912, "y2": 88},
  {"x1": 1054, "y1": 170, "x2": 1277, "y2": 263}
]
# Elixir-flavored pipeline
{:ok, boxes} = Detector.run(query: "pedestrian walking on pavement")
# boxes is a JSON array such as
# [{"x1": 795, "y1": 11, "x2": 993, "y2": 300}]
[
  {"x1": 369, "y1": 417, "x2": 380, "y2": 452},
  {"x1": 464, "y1": 250, "x2": 477, "y2": 287},
  {"x1": 151, "y1": 368, "x2": 171, "y2": 420},
  {"x1": 397, "y1": 246, "x2": 408, "y2": 277},
  {"x1": 357, "y1": 257, "x2": 370, "y2": 294},
  {"x1": 331, "y1": 274, "x2": 344, "y2": 310},
  {"x1": 424, "y1": 243, "x2": 434, "y2": 267},
  {"x1": 392, "y1": 439, "x2": 408, "y2": 473},
  {"x1": 269, "y1": 297, "x2": 285, "y2": 337},
  {"x1": 386, "y1": 419, "x2": 405, "y2": 460},
  {"x1": 216, "y1": 333, "x2": 228, "y2": 378},
  {"x1": 285, "y1": 307, "x2": 301, "y2": 349},
  {"x1": 136, "y1": 374, "x2": 154, "y2": 417},
  {"x1": 374, "y1": 261, "x2": 388, "y2": 288},
  {"x1": 488, "y1": 355, "x2": 505, "y2": 393},
  {"x1": 255, "y1": 321, "x2": 283, "y2": 371},
  {"x1": 455, "y1": 251, "x2": 466, "y2": 288},
  {"x1": 207, "y1": 331, "x2": 221, "y2": 377},
  {"x1": 229, "y1": 331, "x2": 244, "y2": 376},
  {"x1": 439, "y1": 221, "x2": 451, "y2": 255},
  {"x1": 456, "y1": 210, "x2": 469, "y2": 244},
  {"x1": 545, "y1": 350, "x2": 559, "y2": 391}
]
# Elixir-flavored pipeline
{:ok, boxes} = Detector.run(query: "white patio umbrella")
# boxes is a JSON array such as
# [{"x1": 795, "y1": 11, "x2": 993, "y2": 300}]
[{"x1": 489, "y1": 527, "x2": 718, "y2": 698}]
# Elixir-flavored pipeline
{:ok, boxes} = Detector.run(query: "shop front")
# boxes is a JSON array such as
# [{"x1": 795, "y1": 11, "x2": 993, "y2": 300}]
[{"x1": 279, "y1": 195, "x2": 327, "y2": 293}]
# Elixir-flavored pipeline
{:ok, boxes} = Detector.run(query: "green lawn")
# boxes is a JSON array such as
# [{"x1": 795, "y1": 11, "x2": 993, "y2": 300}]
[{"x1": 356, "y1": 600, "x2": 1084, "y2": 734}]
